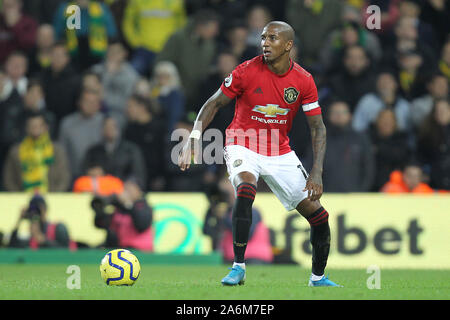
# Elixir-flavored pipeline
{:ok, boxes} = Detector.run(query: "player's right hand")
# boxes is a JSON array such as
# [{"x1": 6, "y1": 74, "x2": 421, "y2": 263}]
[
  {"x1": 303, "y1": 170, "x2": 323, "y2": 202},
  {"x1": 177, "y1": 138, "x2": 198, "y2": 171}
]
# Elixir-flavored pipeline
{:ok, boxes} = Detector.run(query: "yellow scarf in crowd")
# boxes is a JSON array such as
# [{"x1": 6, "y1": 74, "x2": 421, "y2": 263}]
[
  {"x1": 18, "y1": 132, "x2": 54, "y2": 193},
  {"x1": 399, "y1": 70, "x2": 415, "y2": 94},
  {"x1": 65, "y1": 1, "x2": 108, "y2": 57},
  {"x1": 439, "y1": 60, "x2": 450, "y2": 82}
]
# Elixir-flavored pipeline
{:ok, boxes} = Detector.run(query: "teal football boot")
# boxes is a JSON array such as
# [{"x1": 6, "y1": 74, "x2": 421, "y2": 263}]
[
  {"x1": 221, "y1": 265, "x2": 246, "y2": 286},
  {"x1": 308, "y1": 275, "x2": 342, "y2": 287}
]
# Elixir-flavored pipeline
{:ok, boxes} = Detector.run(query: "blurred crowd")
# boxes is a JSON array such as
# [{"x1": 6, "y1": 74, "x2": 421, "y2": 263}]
[{"x1": 0, "y1": 0, "x2": 449, "y2": 195}]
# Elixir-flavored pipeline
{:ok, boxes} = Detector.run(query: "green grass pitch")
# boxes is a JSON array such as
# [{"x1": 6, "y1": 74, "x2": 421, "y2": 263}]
[{"x1": 0, "y1": 264, "x2": 448, "y2": 300}]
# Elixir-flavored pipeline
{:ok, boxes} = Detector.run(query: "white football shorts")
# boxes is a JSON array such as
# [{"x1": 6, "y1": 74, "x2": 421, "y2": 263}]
[{"x1": 224, "y1": 144, "x2": 309, "y2": 211}]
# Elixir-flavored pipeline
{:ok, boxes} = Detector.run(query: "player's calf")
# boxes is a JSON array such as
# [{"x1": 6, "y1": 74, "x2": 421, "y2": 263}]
[
  {"x1": 232, "y1": 182, "x2": 257, "y2": 264},
  {"x1": 306, "y1": 206, "x2": 330, "y2": 279}
]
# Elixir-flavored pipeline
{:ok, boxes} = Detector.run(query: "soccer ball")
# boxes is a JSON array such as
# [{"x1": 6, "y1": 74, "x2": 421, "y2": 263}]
[{"x1": 100, "y1": 249, "x2": 141, "y2": 286}]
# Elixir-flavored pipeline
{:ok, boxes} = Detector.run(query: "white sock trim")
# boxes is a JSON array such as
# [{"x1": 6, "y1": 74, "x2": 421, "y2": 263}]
[
  {"x1": 311, "y1": 273, "x2": 324, "y2": 281},
  {"x1": 233, "y1": 262, "x2": 246, "y2": 269}
]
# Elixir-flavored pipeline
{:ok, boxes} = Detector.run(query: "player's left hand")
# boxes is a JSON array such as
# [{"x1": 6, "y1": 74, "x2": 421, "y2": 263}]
[{"x1": 303, "y1": 170, "x2": 323, "y2": 202}]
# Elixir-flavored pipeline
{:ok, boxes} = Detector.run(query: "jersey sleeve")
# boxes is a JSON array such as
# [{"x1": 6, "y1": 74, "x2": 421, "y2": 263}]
[
  {"x1": 301, "y1": 75, "x2": 321, "y2": 116},
  {"x1": 220, "y1": 65, "x2": 246, "y2": 99}
]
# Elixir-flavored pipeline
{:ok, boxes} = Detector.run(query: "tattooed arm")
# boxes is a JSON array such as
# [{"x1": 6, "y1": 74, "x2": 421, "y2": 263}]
[
  {"x1": 178, "y1": 88, "x2": 232, "y2": 171},
  {"x1": 303, "y1": 114, "x2": 327, "y2": 201}
]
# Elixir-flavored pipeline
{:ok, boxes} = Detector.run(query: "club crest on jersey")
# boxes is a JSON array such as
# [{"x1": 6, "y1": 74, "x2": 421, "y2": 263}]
[
  {"x1": 233, "y1": 159, "x2": 243, "y2": 167},
  {"x1": 283, "y1": 87, "x2": 299, "y2": 104},
  {"x1": 252, "y1": 104, "x2": 289, "y2": 118},
  {"x1": 224, "y1": 74, "x2": 232, "y2": 87}
]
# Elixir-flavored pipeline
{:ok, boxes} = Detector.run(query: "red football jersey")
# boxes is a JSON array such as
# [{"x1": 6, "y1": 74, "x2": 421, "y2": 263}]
[{"x1": 220, "y1": 55, "x2": 321, "y2": 156}]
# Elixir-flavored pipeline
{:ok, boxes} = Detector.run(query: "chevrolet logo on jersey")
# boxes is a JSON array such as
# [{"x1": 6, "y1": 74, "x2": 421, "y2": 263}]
[{"x1": 252, "y1": 104, "x2": 289, "y2": 117}]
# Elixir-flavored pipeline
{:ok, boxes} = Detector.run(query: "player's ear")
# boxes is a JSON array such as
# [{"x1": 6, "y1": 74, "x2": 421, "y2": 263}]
[{"x1": 285, "y1": 40, "x2": 293, "y2": 52}]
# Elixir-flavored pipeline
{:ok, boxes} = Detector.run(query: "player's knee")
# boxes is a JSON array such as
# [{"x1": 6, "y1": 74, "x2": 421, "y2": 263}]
[
  {"x1": 296, "y1": 198, "x2": 323, "y2": 219},
  {"x1": 233, "y1": 171, "x2": 257, "y2": 187}
]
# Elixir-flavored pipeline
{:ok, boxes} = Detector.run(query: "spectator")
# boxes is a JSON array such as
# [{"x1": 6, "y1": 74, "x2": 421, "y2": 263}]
[
  {"x1": 133, "y1": 77, "x2": 152, "y2": 98},
  {"x1": 411, "y1": 74, "x2": 449, "y2": 128},
  {"x1": 28, "y1": 24, "x2": 55, "y2": 77},
  {"x1": 122, "y1": 0, "x2": 186, "y2": 76},
  {"x1": 352, "y1": 72, "x2": 411, "y2": 132},
  {"x1": 327, "y1": 45, "x2": 376, "y2": 111},
  {"x1": 58, "y1": 89, "x2": 104, "y2": 178},
  {"x1": 319, "y1": 20, "x2": 382, "y2": 75},
  {"x1": 9, "y1": 194, "x2": 76, "y2": 249},
  {"x1": 203, "y1": 177, "x2": 273, "y2": 264},
  {"x1": 149, "y1": 61, "x2": 185, "y2": 135},
  {"x1": 83, "y1": 116, "x2": 147, "y2": 187},
  {"x1": 1, "y1": 51, "x2": 28, "y2": 101},
  {"x1": 0, "y1": 0, "x2": 38, "y2": 64},
  {"x1": 381, "y1": 162, "x2": 434, "y2": 193},
  {"x1": 286, "y1": 0, "x2": 343, "y2": 68},
  {"x1": 155, "y1": 9, "x2": 220, "y2": 113},
  {"x1": 395, "y1": 48, "x2": 430, "y2": 101},
  {"x1": 53, "y1": 0, "x2": 118, "y2": 71},
  {"x1": 319, "y1": 101, "x2": 375, "y2": 192},
  {"x1": 80, "y1": 71, "x2": 111, "y2": 118},
  {"x1": 382, "y1": 16, "x2": 436, "y2": 73},
  {"x1": 417, "y1": 98, "x2": 450, "y2": 190},
  {"x1": 124, "y1": 94, "x2": 166, "y2": 191},
  {"x1": 92, "y1": 178, "x2": 153, "y2": 251},
  {"x1": 91, "y1": 41, "x2": 139, "y2": 129},
  {"x1": 22, "y1": 0, "x2": 63, "y2": 24},
  {"x1": 369, "y1": 109, "x2": 413, "y2": 191},
  {"x1": 196, "y1": 51, "x2": 237, "y2": 136},
  {"x1": 81, "y1": 70, "x2": 103, "y2": 96},
  {"x1": 420, "y1": 0, "x2": 450, "y2": 49},
  {"x1": 39, "y1": 42, "x2": 81, "y2": 131},
  {"x1": 438, "y1": 39, "x2": 450, "y2": 83},
  {"x1": 397, "y1": 0, "x2": 438, "y2": 53},
  {"x1": 221, "y1": 20, "x2": 258, "y2": 63},
  {"x1": 73, "y1": 162, "x2": 124, "y2": 196},
  {"x1": 3, "y1": 111, "x2": 70, "y2": 192},
  {"x1": 0, "y1": 52, "x2": 29, "y2": 162},
  {"x1": 27, "y1": 24, "x2": 55, "y2": 76},
  {"x1": 2, "y1": 79, "x2": 57, "y2": 148},
  {"x1": 246, "y1": 5, "x2": 272, "y2": 49}
]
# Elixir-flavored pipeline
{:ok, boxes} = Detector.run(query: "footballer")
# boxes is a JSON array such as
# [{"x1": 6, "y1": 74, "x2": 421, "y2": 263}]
[{"x1": 178, "y1": 21, "x2": 341, "y2": 287}]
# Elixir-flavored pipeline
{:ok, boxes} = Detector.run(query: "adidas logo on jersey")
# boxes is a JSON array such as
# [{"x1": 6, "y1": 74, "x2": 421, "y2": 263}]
[{"x1": 253, "y1": 87, "x2": 263, "y2": 94}]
